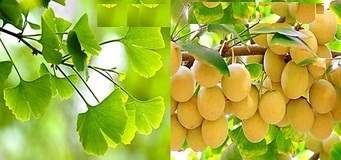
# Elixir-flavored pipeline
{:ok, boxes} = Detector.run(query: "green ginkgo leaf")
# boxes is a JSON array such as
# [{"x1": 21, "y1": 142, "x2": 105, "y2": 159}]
[
  {"x1": 125, "y1": 96, "x2": 165, "y2": 134},
  {"x1": 4, "y1": 75, "x2": 52, "y2": 122},
  {"x1": 121, "y1": 104, "x2": 137, "y2": 144},
  {"x1": 67, "y1": 31, "x2": 88, "y2": 72},
  {"x1": 121, "y1": 27, "x2": 165, "y2": 49},
  {"x1": 76, "y1": 88, "x2": 128, "y2": 156},
  {"x1": 0, "y1": 61, "x2": 13, "y2": 86}
]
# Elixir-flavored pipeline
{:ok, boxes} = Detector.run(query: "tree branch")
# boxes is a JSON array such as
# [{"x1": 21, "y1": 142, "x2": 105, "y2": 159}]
[
  {"x1": 0, "y1": 27, "x2": 43, "y2": 55},
  {"x1": 182, "y1": 44, "x2": 341, "y2": 67}
]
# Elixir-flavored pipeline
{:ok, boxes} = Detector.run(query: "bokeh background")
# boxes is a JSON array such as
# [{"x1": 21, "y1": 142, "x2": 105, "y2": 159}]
[{"x1": 0, "y1": 0, "x2": 170, "y2": 159}]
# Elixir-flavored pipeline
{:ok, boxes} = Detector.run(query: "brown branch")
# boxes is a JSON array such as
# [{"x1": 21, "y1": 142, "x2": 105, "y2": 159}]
[
  {"x1": 309, "y1": 152, "x2": 319, "y2": 160},
  {"x1": 182, "y1": 44, "x2": 341, "y2": 67},
  {"x1": 0, "y1": 27, "x2": 42, "y2": 55}
]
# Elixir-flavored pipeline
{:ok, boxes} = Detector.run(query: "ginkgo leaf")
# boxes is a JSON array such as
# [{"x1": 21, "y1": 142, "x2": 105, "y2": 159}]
[
  {"x1": 125, "y1": 96, "x2": 165, "y2": 134},
  {"x1": 0, "y1": 0, "x2": 23, "y2": 29},
  {"x1": 121, "y1": 27, "x2": 165, "y2": 49},
  {"x1": 67, "y1": 31, "x2": 88, "y2": 72},
  {"x1": 73, "y1": 14, "x2": 102, "y2": 56},
  {"x1": 76, "y1": 88, "x2": 128, "y2": 156},
  {"x1": 124, "y1": 43, "x2": 162, "y2": 78},
  {"x1": 4, "y1": 75, "x2": 52, "y2": 122},
  {"x1": 121, "y1": 104, "x2": 137, "y2": 144},
  {"x1": 0, "y1": 61, "x2": 12, "y2": 86},
  {"x1": 39, "y1": 63, "x2": 78, "y2": 99}
]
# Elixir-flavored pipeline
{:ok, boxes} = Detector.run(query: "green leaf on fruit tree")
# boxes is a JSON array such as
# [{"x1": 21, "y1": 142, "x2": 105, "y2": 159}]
[
  {"x1": 245, "y1": 63, "x2": 262, "y2": 80},
  {"x1": 181, "y1": 43, "x2": 230, "y2": 76},
  {"x1": 328, "y1": 37, "x2": 341, "y2": 52},
  {"x1": 67, "y1": 31, "x2": 88, "y2": 72},
  {"x1": 331, "y1": 142, "x2": 341, "y2": 159},
  {"x1": 125, "y1": 97, "x2": 165, "y2": 134},
  {"x1": 249, "y1": 140, "x2": 279, "y2": 160},
  {"x1": 279, "y1": 125, "x2": 305, "y2": 142},
  {"x1": 252, "y1": 27, "x2": 309, "y2": 38},
  {"x1": 191, "y1": 2, "x2": 224, "y2": 24},
  {"x1": 330, "y1": 1, "x2": 341, "y2": 20},
  {"x1": 40, "y1": 8, "x2": 62, "y2": 64},
  {"x1": 121, "y1": 104, "x2": 137, "y2": 144},
  {"x1": 28, "y1": 22, "x2": 40, "y2": 30},
  {"x1": 232, "y1": 2, "x2": 254, "y2": 20},
  {"x1": 207, "y1": 24, "x2": 248, "y2": 47},
  {"x1": 72, "y1": 14, "x2": 101, "y2": 56},
  {"x1": 270, "y1": 33, "x2": 315, "y2": 54},
  {"x1": 296, "y1": 57, "x2": 318, "y2": 66},
  {"x1": 52, "y1": 0, "x2": 66, "y2": 6},
  {"x1": 0, "y1": 61, "x2": 13, "y2": 86},
  {"x1": 276, "y1": 131, "x2": 295, "y2": 154},
  {"x1": 77, "y1": 88, "x2": 128, "y2": 156},
  {"x1": 237, "y1": 127, "x2": 268, "y2": 158},
  {"x1": 0, "y1": 0, "x2": 23, "y2": 29},
  {"x1": 220, "y1": 142, "x2": 243, "y2": 160},
  {"x1": 212, "y1": 4, "x2": 235, "y2": 24},
  {"x1": 334, "y1": 122, "x2": 341, "y2": 136},
  {"x1": 4, "y1": 75, "x2": 52, "y2": 122},
  {"x1": 39, "y1": 63, "x2": 78, "y2": 100},
  {"x1": 121, "y1": 27, "x2": 165, "y2": 49},
  {"x1": 265, "y1": 125, "x2": 279, "y2": 144},
  {"x1": 120, "y1": 28, "x2": 164, "y2": 78},
  {"x1": 55, "y1": 17, "x2": 72, "y2": 33}
]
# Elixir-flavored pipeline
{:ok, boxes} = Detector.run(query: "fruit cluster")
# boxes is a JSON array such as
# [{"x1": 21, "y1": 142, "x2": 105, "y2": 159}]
[{"x1": 170, "y1": 3, "x2": 341, "y2": 158}]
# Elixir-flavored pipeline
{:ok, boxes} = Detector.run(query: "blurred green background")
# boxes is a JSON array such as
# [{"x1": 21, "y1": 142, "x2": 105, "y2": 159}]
[{"x1": 0, "y1": 0, "x2": 170, "y2": 159}]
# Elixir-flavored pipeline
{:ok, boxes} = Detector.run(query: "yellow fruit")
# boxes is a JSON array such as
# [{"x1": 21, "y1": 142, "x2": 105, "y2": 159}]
[
  {"x1": 331, "y1": 87, "x2": 341, "y2": 122},
  {"x1": 281, "y1": 60, "x2": 309, "y2": 99},
  {"x1": 320, "y1": 151, "x2": 330, "y2": 160},
  {"x1": 192, "y1": 60, "x2": 222, "y2": 88},
  {"x1": 221, "y1": 63, "x2": 251, "y2": 102},
  {"x1": 305, "y1": 135, "x2": 323, "y2": 153},
  {"x1": 279, "y1": 154, "x2": 291, "y2": 160},
  {"x1": 261, "y1": 76, "x2": 272, "y2": 94},
  {"x1": 232, "y1": 85, "x2": 258, "y2": 120},
  {"x1": 286, "y1": 98, "x2": 314, "y2": 132},
  {"x1": 296, "y1": 3, "x2": 315, "y2": 24},
  {"x1": 309, "y1": 10, "x2": 337, "y2": 44},
  {"x1": 310, "y1": 112, "x2": 334, "y2": 140},
  {"x1": 245, "y1": 55, "x2": 264, "y2": 64},
  {"x1": 306, "y1": 73, "x2": 318, "y2": 90},
  {"x1": 288, "y1": 2, "x2": 298, "y2": 17},
  {"x1": 267, "y1": 23, "x2": 291, "y2": 55},
  {"x1": 276, "y1": 110, "x2": 289, "y2": 127},
  {"x1": 177, "y1": 97, "x2": 203, "y2": 129},
  {"x1": 186, "y1": 126, "x2": 208, "y2": 152},
  {"x1": 290, "y1": 29, "x2": 318, "y2": 65},
  {"x1": 171, "y1": 97, "x2": 178, "y2": 115},
  {"x1": 171, "y1": 66, "x2": 195, "y2": 102},
  {"x1": 322, "y1": 132, "x2": 340, "y2": 153},
  {"x1": 202, "y1": 115, "x2": 228, "y2": 148},
  {"x1": 259, "y1": 90, "x2": 286, "y2": 124},
  {"x1": 264, "y1": 48, "x2": 286, "y2": 82},
  {"x1": 242, "y1": 111, "x2": 269, "y2": 143},
  {"x1": 250, "y1": 23, "x2": 271, "y2": 47},
  {"x1": 316, "y1": 44, "x2": 332, "y2": 68},
  {"x1": 307, "y1": 58, "x2": 326, "y2": 77},
  {"x1": 224, "y1": 100, "x2": 233, "y2": 115},
  {"x1": 202, "y1": 2, "x2": 220, "y2": 8},
  {"x1": 171, "y1": 114, "x2": 187, "y2": 151},
  {"x1": 309, "y1": 79, "x2": 336, "y2": 114},
  {"x1": 272, "y1": 81, "x2": 290, "y2": 104},
  {"x1": 197, "y1": 86, "x2": 225, "y2": 121},
  {"x1": 271, "y1": 2, "x2": 289, "y2": 17},
  {"x1": 171, "y1": 41, "x2": 182, "y2": 76}
]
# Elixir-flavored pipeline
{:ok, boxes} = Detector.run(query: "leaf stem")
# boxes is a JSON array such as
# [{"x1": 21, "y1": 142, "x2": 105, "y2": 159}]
[
  {"x1": 0, "y1": 38, "x2": 22, "y2": 79},
  {"x1": 173, "y1": 23, "x2": 189, "y2": 39},
  {"x1": 174, "y1": 25, "x2": 208, "y2": 42},
  {"x1": 99, "y1": 39, "x2": 121, "y2": 46},
  {"x1": 56, "y1": 65, "x2": 89, "y2": 106},
  {"x1": 171, "y1": 7, "x2": 188, "y2": 39},
  {"x1": 70, "y1": 66, "x2": 100, "y2": 103}
]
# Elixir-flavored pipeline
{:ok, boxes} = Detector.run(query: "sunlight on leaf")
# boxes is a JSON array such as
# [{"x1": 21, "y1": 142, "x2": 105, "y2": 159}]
[
  {"x1": 220, "y1": 142, "x2": 242, "y2": 160},
  {"x1": 331, "y1": 142, "x2": 341, "y2": 159},
  {"x1": 121, "y1": 104, "x2": 137, "y2": 144},
  {"x1": 276, "y1": 131, "x2": 295, "y2": 154},
  {"x1": 77, "y1": 88, "x2": 128, "y2": 156},
  {"x1": 125, "y1": 97, "x2": 165, "y2": 135},
  {"x1": 67, "y1": 31, "x2": 88, "y2": 72},
  {"x1": 0, "y1": 61, "x2": 12, "y2": 86},
  {"x1": 245, "y1": 63, "x2": 262, "y2": 80},
  {"x1": 121, "y1": 27, "x2": 165, "y2": 49},
  {"x1": 101, "y1": 4, "x2": 117, "y2": 8},
  {"x1": 4, "y1": 75, "x2": 52, "y2": 122},
  {"x1": 237, "y1": 127, "x2": 268, "y2": 158},
  {"x1": 0, "y1": 0, "x2": 23, "y2": 29}
]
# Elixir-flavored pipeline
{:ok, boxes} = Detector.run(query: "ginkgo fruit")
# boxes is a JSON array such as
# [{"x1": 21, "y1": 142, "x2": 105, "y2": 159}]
[
  {"x1": 267, "y1": 23, "x2": 291, "y2": 55},
  {"x1": 250, "y1": 23, "x2": 271, "y2": 47},
  {"x1": 276, "y1": 110, "x2": 289, "y2": 127},
  {"x1": 290, "y1": 29, "x2": 318, "y2": 65},
  {"x1": 309, "y1": 79, "x2": 336, "y2": 114},
  {"x1": 310, "y1": 112, "x2": 334, "y2": 140},
  {"x1": 288, "y1": 2, "x2": 298, "y2": 17},
  {"x1": 331, "y1": 87, "x2": 341, "y2": 122},
  {"x1": 197, "y1": 86, "x2": 225, "y2": 121},
  {"x1": 271, "y1": 2, "x2": 289, "y2": 17},
  {"x1": 201, "y1": 115, "x2": 228, "y2": 148},
  {"x1": 296, "y1": 3, "x2": 315, "y2": 24},
  {"x1": 259, "y1": 90, "x2": 286, "y2": 124},
  {"x1": 171, "y1": 41, "x2": 182, "y2": 76},
  {"x1": 281, "y1": 60, "x2": 309, "y2": 99},
  {"x1": 171, "y1": 66, "x2": 195, "y2": 102},
  {"x1": 264, "y1": 48, "x2": 286, "y2": 82},
  {"x1": 202, "y1": 2, "x2": 220, "y2": 8},
  {"x1": 224, "y1": 100, "x2": 233, "y2": 115},
  {"x1": 310, "y1": 10, "x2": 337, "y2": 44},
  {"x1": 272, "y1": 81, "x2": 290, "y2": 104},
  {"x1": 171, "y1": 97, "x2": 178, "y2": 115},
  {"x1": 316, "y1": 44, "x2": 332, "y2": 68},
  {"x1": 305, "y1": 135, "x2": 323, "y2": 153},
  {"x1": 186, "y1": 126, "x2": 208, "y2": 152},
  {"x1": 221, "y1": 63, "x2": 251, "y2": 102},
  {"x1": 242, "y1": 111, "x2": 269, "y2": 143},
  {"x1": 231, "y1": 85, "x2": 258, "y2": 120},
  {"x1": 177, "y1": 97, "x2": 203, "y2": 129},
  {"x1": 286, "y1": 98, "x2": 314, "y2": 132},
  {"x1": 322, "y1": 132, "x2": 340, "y2": 153},
  {"x1": 192, "y1": 60, "x2": 223, "y2": 88},
  {"x1": 171, "y1": 114, "x2": 187, "y2": 151}
]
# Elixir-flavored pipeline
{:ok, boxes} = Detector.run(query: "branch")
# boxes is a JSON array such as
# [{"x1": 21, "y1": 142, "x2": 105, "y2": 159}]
[
  {"x1": 182, "y1": 44, "x2": 341, "y2": 67},
  {"x1": 0, "y1": 27, "x2": 42, "y2": 55}
]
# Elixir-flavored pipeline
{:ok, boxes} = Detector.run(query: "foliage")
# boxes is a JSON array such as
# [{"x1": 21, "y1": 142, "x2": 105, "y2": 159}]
[{"x1": 0, "y1": 0, "x2": 166, "y2": 156}]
